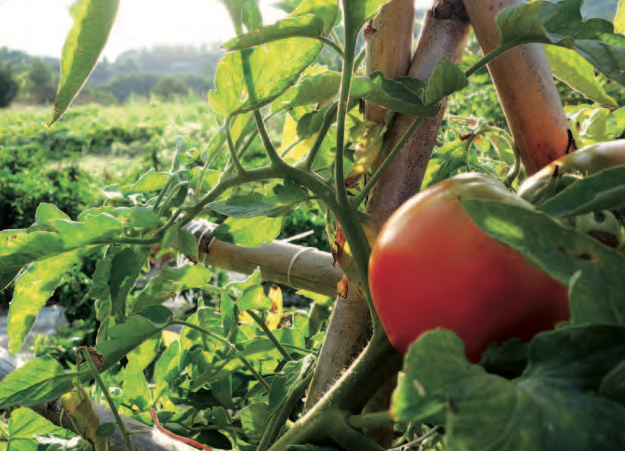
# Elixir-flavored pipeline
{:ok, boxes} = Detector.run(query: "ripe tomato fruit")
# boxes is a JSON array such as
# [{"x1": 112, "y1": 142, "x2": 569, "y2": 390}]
[{"x1": 368, "y1": 173, "x2": 569, "y2": 362}]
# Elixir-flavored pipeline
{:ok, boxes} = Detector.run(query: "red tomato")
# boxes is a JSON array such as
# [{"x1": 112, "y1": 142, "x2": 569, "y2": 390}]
[{"x1": 368, "y1": 173, "x2": 569, "y2": 362}]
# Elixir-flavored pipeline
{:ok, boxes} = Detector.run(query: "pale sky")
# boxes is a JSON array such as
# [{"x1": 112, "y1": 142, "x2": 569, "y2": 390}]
[{"x1": 0, "y1": 0, "x2": 286, "y2": 61}]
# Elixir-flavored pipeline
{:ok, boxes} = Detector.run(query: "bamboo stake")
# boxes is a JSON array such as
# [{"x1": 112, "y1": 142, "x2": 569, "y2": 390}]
[
  {"x1": 462, "y1": 0, "x2": 574, "y2": 175},
  {"x1": 182, "y1": 220, "x2": 343, "y2": 298}
]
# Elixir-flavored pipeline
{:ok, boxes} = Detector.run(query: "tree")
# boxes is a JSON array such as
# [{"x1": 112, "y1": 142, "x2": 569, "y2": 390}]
[
  {"x1": 0, "y1": 64, "x2": 18, "y2": 108},
  {"x1": 19, "y1": 58, "x2": 58, "y2": 104},
  {"x1": 150, "y1": 75, "x2": 189, "y2": 100}
]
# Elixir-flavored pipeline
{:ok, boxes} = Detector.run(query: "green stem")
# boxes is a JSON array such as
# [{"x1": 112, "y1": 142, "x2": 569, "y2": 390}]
[
  {"x1": 331, "y1": 29, "x2": 341, "y2": 46},
  {"x1": 226, "y1": 116, "x2": 246, "y2": 175},
  {"x1": 80, "y1": 349, "x2": 134, "y2": 451},
  {"x1": 254, "y1": 110, "x2": 283, "y2": 166},
  {"x1": 335, "y1": 44, "x2": 356, "y2": 209},
  {"x1": 347, "y1": 411, "x2": 394, "y2": 430},
  {"x1": 303, "y1": 101, "x2": 338, "y2": 170},
  {"x1": 267, "y1": 332, "x2": 403, "y2": 451},
  {"x1": 172, "y1": 319, "x2": 271, "y2": 392},
  {"x1": 156, "y1": 181, "x2": 188, "y2": 217},
  {"x1": 153, "y1": 174, "x2": 177, "y2": 213},
  {"x1": 316, "y1": 36, "x2": 345, "y2": 58},
  {"x1": 256, "y1": 367, "x2": 315, "y2": 451},
  {"x1": 503, "y1": 143, "x2": 522, "y2": 189},
  {"x1": 465, "y1": 41, "x2": 522, "y2": 78},
  {"x1": 247, "y1": 310, "x2": 294, "y2": 362},
  {"x1": 327, "y1": 418, "x2": 386, "y2": 451},
  {"x1": 353, "y1": 47, "x2": 366, "y2": 73},
  {"x1": 352, "y1": 116, "x2": 424, "y2": 207}
]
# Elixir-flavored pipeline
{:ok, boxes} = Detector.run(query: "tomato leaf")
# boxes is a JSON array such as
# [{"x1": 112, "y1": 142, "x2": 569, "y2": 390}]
[
  {"x1": 49, "y1": 0, "x2": 120, "y2": 126},
  {"x1": 536, "y1": 165, "x2": 625, "y2": 218},
  {"x1": 223, "y1": 15, "x2": 326, "y2": 51},
  {"x1": 95, "y1": 307, "x2": 172, "y2": 372},
  {"x1": 424, "y1": 59, "x2": 469, "y2": 105},
  {"x1": 8, "y1": 407, "x2": 83, "y2": 450},
  {"x1": 495, "y1": 0, "x2": 625, "y2": 86},
  {"x1": 8, "y1": 250, "x2": 83, "y2": 354},
  {"x1": 131, "y1": 265, "x2": 213, "y2": 313},
  {"x1": 209, "y1": 0, "x2": 337, "y2": 116},
  {"x1": 241, "y1": 403, "x2": 269, "y2": 444},
  {"x1": 213, "y1": 216, "x2": 283, "y2": 248},
  {"x1": 544, "y1": 46, "x2": 618, "y2": 108},
  {"x1": 463, "y1": 199, "x2": 625, "y2": 326},
  {"x1": 0, "y1": 357, "x2": 78, "y2": 409},
  {"x1": 122, "y1": 169, "x2": 170, "y2": 195},
  {"x1": 392, "y1": 326, "x2": 625, "y2": 449}
]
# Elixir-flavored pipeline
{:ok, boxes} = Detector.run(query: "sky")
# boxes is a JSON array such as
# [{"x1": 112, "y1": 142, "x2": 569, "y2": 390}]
[{"x1": 0, "y1": 0, "x2": 287, "y2": 61}]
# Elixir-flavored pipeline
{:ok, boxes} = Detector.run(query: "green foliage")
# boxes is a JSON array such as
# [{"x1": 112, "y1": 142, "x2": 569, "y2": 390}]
[
  {"x1": 0, "y1": 64, "x2": 18, "y2": 108},
  {"x1": 151, "y1": 76, "x2": 189, "y2": 101}
]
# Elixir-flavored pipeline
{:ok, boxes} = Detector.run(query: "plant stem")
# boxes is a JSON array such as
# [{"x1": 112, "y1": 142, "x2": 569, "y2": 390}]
[
  {"x1": 334, "y1": 44, "x2": 356, "y2": 210},
  {"x1": 465, "y1": 41, "x2": 522, "y2": 78},
  {"x1": 171, "y1": 319, "x2": 271, "y2": 392},
  {"x1": 347, "y1": 411, "x2": 394, "y2": 430},
  {"x1": 303, "y1": 101, "x2": 338, "y2": 170},
  {"x1": 254, "y1": 110, "x2": 283, "y2": 166},
  {"x1": 267, "y1": 331, "x2": 403, "y2": 451},
  {"x1": 80, "y1": 348, "x2": 134, "y2": 451},
  {"x1": 153, "y1": 173, "x2": 177, "y2": 213},
  {"x1": 352, "y1": 116, "x2": 424, "y2": 207},
  {"x1": 316, "y1": 36, "x2": 345, "y2": 58},
  {"x1": 256, "y1": 365, "x2": 315, "y2": 451},
  {"x1": 226, "y1": 116, "x2": 246, "y2": 174},
  {"x1": 353, "y1": 47, "x2": 366, "y2": 73},
  {"x1": 247, "y1": 310, "x2": 294, "y2": 362}
]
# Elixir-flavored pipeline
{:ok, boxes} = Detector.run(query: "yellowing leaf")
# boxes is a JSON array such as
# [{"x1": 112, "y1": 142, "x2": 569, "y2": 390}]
[
  {"x1": 345, "y1": 118, "x2": 386, "y2": 187},
  {"x1": 266, "y1": 285, "x2": 284, "y2": 330}
]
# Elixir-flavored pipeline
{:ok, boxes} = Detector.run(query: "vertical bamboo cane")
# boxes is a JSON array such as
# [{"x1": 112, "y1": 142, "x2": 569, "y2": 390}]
[{"x1": 462, "y1": 0, "x2": 574, "y2": 174}]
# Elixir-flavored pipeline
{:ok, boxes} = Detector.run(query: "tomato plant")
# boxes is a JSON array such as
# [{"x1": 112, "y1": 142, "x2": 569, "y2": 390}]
[{"x1": 368, "y1": 173, "x2": 569, "y2": 362}]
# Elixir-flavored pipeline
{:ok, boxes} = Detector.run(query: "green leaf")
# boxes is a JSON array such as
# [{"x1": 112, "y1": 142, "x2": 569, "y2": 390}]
[
  {"x1": 224, "y1": 15, "x2": 325, "y2": 51},
  {"x1": 0, "y1": 357, "x2": 77, "y2": 409},
  {"x1": 50, "y1": 214, "x2": 122, "y2": 247},
  {"x1": 0, "y1": 231, "x2": 66, "y2": 289},
  {"x1": 95, "y1": 423, "x2": 116, "y2": 438},
  {"x1": 213, "y1": 216, "x2": 283, "y2": 247},
  {"x1": 495, "y1": 0, "x2": 625, "y2": 86},
  {"x1": 241, "y1": 403, "x2": 269, "y2": 444},
  {"x1": 114, "y1": 207, "x2": 161, "y2": 230},
  {"x1": 343, "y1": 0, "x2": 392, "y2": 43},
  {"x1": 421, "y1": 140, "x2": 468, "y2": 189},
  {"x1": 221, "y1": 290, "x2": 238, "y2": 342},
  {"x1": 616, "y1": 0, "x2": 625, "y2": 33},
  {"x1": 8, "y1": 408, "x2": 82, "y2": 451},
  {"x1": 122, "y1": 169, "x2": 170, "y2": 195},
  {"x1": 9, "y1": 250, "x2": 82, "y2": 354},
  {"x1": 392, "y1": 327, "x2": 625, "y2": 449},
  {"x1": 210, "y1": 0, "x2": 337, "y2": 116},
  {"x1": 462, "y1": 199, "x2": 625, "y2": 326},
  {"x1": 352, "y1": 73, "x2": 438, "y2": 117},
  {"x1": 272, "y1": 71, "x2": 341, "y2": 113},
  {"x1": 537, "y1": 165, "x2": 625, "y2": 217},
  {"x1": 544, "y1": 45, "x2": 618, "y2": 107},
  {"x1": 231, "y1": 270, "x2": 272, "y2": 311},
  {"x1": 177, "y1": 229, "x2": 198, "y2": 260},
  {"x1": 131, "y1": 265, "x2": 213, "y2": 313},
  {"x1": 33, "y1": 203, "x2": 71, "y2": 229},
  {"x1": 49, "y1": 0, "x2": 120, "y2": 126},
  {"x1": 242, "y1": 1, "x2": 263, "y2": 31},
  {"x1": 96, "y1": 307, "x2": 172, "y2": 372},
  {"x1": 424, "y1": 59, "x2": 469, "y2": 105},
  {"x1": 600, "y1": 358, "x2": 625, "y2": 404},
  {"x1": 154, "y1": 341, "x2": 183, "y2": 401}
]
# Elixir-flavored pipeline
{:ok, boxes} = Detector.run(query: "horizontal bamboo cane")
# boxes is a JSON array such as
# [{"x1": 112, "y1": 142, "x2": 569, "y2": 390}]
[{"x1": 182, "y1": 220, "x2": 343, "y2": 298}]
